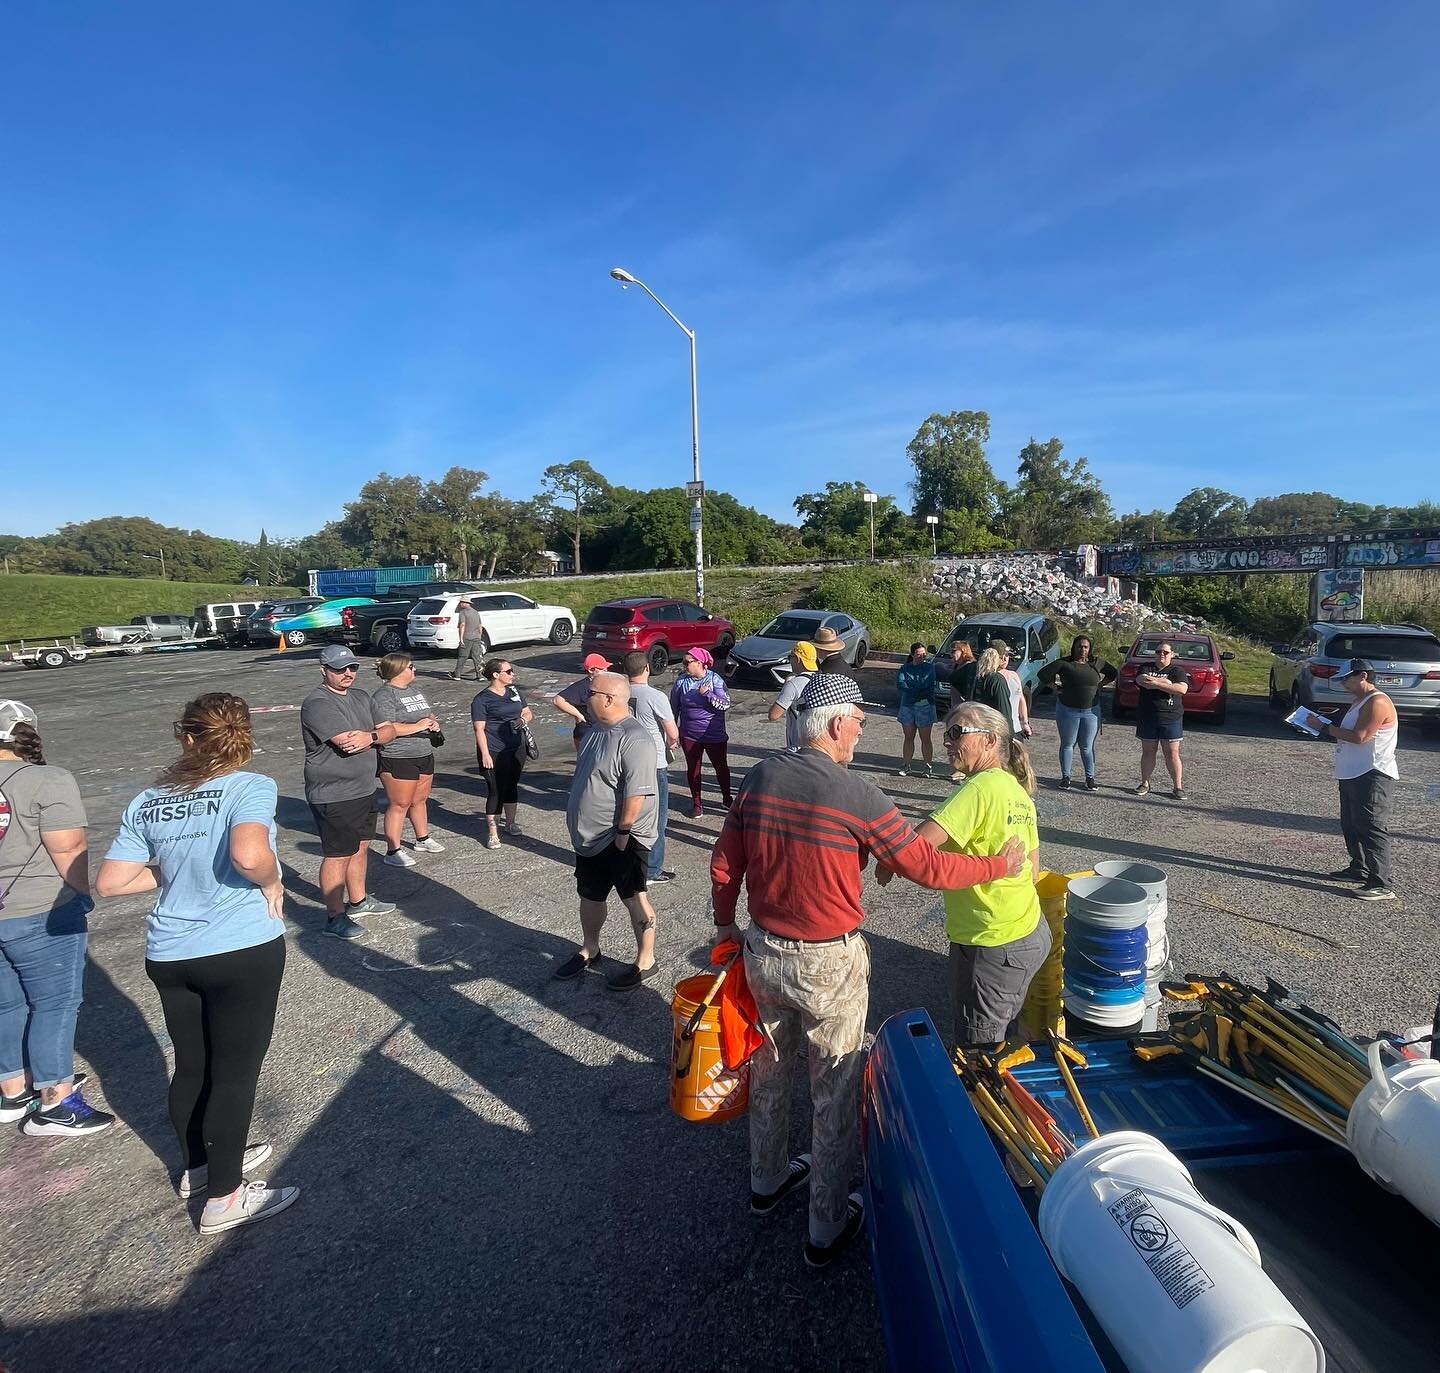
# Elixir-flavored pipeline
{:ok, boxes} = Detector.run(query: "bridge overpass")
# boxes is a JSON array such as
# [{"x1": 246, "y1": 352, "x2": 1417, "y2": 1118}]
[{"x1": 1099, "y1": 527, "x2": 1440, "y2": 578}]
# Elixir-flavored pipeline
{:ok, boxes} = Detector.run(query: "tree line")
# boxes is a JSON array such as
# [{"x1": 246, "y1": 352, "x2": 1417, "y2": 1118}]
[{"x1": 3, "y1": 410, "x2": 1435, "y2": 583}]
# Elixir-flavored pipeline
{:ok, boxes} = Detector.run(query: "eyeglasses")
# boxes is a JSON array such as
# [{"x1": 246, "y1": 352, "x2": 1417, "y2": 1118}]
[
  {"x1": 1155, "y1": 650, "x2": 1174, "y2": 658},
  {"x1": 172, "y1": 721, "x2": 187, "y2": 738},
  {"x1": 587, "y1": 689, "x2": 616, "y2": 701},
  {"x1": 847, "y1": 709, "x2": 866, "y2": 727},
  {"x1": 944, "y1": 724, "x2": 994, "y2": 742}
]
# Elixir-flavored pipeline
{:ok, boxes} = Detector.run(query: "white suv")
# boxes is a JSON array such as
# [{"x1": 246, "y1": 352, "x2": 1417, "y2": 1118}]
[{"x1": 406, "y1": 592, "x2": 576, "y2": 654}]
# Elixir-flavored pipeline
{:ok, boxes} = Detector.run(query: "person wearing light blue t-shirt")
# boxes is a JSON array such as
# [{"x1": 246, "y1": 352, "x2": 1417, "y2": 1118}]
[{"x1": 97, "y1": 693, "x2": 299, "y2": 1235}]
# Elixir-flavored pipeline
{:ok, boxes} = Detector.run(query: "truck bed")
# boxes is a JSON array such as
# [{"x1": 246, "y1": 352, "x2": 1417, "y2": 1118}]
[{"x1": 864, "y1": 1009, "x2": 1435, "y2": 1373}]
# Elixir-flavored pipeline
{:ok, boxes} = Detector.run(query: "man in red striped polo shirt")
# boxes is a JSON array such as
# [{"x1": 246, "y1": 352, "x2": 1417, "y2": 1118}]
[{"x1": 710, "y1": 672, "x2": 1024, "y2": 1268}]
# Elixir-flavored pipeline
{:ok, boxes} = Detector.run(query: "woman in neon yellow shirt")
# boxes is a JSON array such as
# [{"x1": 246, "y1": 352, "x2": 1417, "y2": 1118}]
[{"x1": 919, "y1": 701, "x2": 1047, "y2": 1049}]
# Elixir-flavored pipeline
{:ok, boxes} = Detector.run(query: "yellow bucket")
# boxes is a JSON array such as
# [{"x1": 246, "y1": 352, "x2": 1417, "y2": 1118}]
[
  {"x1": 670, "y1": 973, "x2": 749, "y2": 1123},
  {"x1": 1018, "y1": 869, "x2": 1093, "y2": 1041}
]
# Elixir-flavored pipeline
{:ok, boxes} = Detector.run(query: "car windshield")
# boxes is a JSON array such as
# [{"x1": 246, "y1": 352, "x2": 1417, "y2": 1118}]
[
  {"x1": 758, "y1": 614, "x2": 823, "y2": 639},
  {"x1": 411, "y1": 599, "x2": 446, "y2": 616},
  {"x1": 588, "y1": 606, "x2": 637, "y2": 624},
  {"x1": 951, "y1": 625, "x2": 1022, "y2": 654},
  {"x1": 1133, "y1": 638, "x2": 1211, "y2": 661},
  {"x1": 1328, "y1": 633, "x2": 1440, "y2": 663}
]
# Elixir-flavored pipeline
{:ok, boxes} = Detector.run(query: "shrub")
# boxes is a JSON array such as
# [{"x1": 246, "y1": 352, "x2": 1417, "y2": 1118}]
[{"x1": 806, "y1": 563, "x2": 952, "y2": 651}]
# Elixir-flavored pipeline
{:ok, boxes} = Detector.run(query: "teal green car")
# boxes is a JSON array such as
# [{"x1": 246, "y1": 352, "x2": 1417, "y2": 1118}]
[{"x1": 272, "y1": 597, "x2": 377, "y2": 648}]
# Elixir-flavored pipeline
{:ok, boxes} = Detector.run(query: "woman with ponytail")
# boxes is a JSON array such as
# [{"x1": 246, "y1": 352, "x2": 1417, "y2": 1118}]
[
  {"x1": 916, "y1": 701, "x2": 1047, "y2": 1050},
  {"x1": 0, "y1": 700, "x2": 113, "y2": 1137},
  {"x1": 97, "y1": 693, "x2": 298, "y2": 1234}
]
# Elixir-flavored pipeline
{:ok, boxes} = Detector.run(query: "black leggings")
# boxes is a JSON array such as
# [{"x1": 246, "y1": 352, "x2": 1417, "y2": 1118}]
[
  {"x1": 480, "y1": 747, "x2": 524, "y2": 815},
  {"x1": 146, "y1": 937, "x2": 285, "y2": 1194},
  {"x1": 681, "y1": 737, "x2": 731, "y2": 806}
]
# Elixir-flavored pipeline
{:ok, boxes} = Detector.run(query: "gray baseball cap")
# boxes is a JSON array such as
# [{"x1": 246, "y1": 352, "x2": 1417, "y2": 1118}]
[
  {"x1": 319, "y1": 645, "x2": 360, "y2": 670},
  {"x1": 0, "y1": 700, "x2": 39, "y2": 742}
]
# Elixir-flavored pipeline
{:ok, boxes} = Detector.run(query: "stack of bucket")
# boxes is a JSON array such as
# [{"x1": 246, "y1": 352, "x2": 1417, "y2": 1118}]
[
  {"x1": 1062, "y1": 874, "x2": 1153, "y2": 1033},
  {"x1": 1094, "y1": 861, "x2": 1169, "y2": 1032}
]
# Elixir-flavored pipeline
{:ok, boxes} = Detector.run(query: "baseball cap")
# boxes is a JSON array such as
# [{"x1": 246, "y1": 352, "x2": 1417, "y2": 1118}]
[
  {"x1": 319, "y1": 645, "x2": 361, "y2": 670},
  {"x1": 1336, "y1": 658, "x2": 1375, "y2": 681},
  {"x1": 0, "y1": 700, "x2": 39, "y2": 742},
  {"x1": 582, "y1": 652, "x2": 612, "y2": 671},
  {"x1": 800, "y1": 672, "x2": 865, "y2": 709}
]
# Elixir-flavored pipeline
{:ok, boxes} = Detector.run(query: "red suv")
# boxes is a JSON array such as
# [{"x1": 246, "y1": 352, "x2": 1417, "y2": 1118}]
[
  {"x1": 1112, "y1": 632, "x2": 1233, "y2": 725},
  {"x1": 580, "y1": 598, "x2": 736, "y2": 675}
]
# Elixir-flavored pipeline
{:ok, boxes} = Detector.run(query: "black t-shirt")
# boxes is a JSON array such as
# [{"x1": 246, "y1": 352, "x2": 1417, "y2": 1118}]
[
  {"x1": 971, "y1": 671, "x2": 1013, "y2": 730},
  {"x1": 949, "y1": 659, "x2": 978, "y2": 700},
  {"x1": 1137, "y1": 665, "x2": 1189, "y2": 723},
  {"x1": 1041, "y1": 659, "x2": 1117, "y2": 710},
  {"x1": 471, "y1": 685, "x2": 526, "y2": 756}
]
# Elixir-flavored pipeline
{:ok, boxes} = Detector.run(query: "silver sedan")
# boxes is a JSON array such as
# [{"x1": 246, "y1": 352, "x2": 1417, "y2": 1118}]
[{"x1": 724, "y1": 610, "x2": 869, "y2": 686}]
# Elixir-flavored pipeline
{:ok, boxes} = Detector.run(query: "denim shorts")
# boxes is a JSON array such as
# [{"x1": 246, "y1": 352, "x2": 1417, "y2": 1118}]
[
  {"x1": 897, "y1": 700, "x2": 937, "y2": 729},
  {"x1": 1136, "y1": 718, "x2": 1184, "y2": 742}
]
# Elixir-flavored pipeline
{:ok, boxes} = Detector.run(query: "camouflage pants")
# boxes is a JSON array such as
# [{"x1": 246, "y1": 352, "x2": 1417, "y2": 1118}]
[{"x1": 743, "y1": 925, "x2": 870, "y2": 1245}]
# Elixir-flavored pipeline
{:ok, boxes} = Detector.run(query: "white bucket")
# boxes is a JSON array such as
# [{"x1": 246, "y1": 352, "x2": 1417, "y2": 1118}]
[
  {"x1": 1037, "y1": 1131, "x2": 1324, "y2": 1373},
  {"x1": 1346, "y1": 1040, "x2": 1440, "y2": 1227},
  {"x1": 1062, "y1": 991, "x2": 1145, "y2": 1028},
  {"x1": 1094, "y1": 860, "x2": 1170, "y2": 981},
  {"x1": 1066, "y1": 874, "x2": 1152, "y2": 929}
]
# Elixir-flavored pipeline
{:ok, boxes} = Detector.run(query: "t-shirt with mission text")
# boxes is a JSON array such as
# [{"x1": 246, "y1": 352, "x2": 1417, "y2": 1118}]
[
  {"x1": 370, "y1": 682, "x2": 435, "y2": 760},
  {"x1": 1136, "y1": 664, "x2": 1189, "y2": 724},
  {"x1": 106, "y1": 770, "x2": 282, "y2": 962},
  {"x1": 301, "y1": 685, "x2": 379, "y2": 803},
  {"x1": 0, "y1": 762, "x2": 87, "y2": 921},
  {"x1": 566, "y1": 717, "x2": 658, "y2": 855},
  {"x1": 928, "y1": 769, "x2": 1041, "y2": 946}
]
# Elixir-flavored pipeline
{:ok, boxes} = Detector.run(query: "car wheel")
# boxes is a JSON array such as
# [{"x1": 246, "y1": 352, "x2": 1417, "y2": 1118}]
[
  {"x1": 715, "y1": 633, "x2": 735, "y2": 658},
  {"x1": 647, "y1": 644, "x2": 669, "y2": 675},
  {"x1": 284, "y1": 630, "x2": 307, "y2": 648},
  {"x1": 377, "y1": 626, "x2": 406, "y2": 655},
  {"x1": 1212, "y1": 699, "x2": 1227, "y2": 728},
  {"x1": 1268, "y1": 670, "x2": 1283, "y2": 708},
  {"x1": 122, "y1": 644, "x2": 145, "y2": 656},
  {"x1": 479, "y1": 634, "x2": 491, "y2": 656},
  {"x1": 39, "y1": 649, "x2": 69, "y2": 669},
  {"x1": 549, "y1": 619, "x2": 574, "y2": 646},
  {"x1": 853, "y1": 641, "x2": 868, "y2": 668}
]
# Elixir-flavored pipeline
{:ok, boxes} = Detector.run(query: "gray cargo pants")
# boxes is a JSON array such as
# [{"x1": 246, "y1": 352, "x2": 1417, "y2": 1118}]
[
  {"x1": 743, "y1": 924, "x2": 870, "y2": 1245},
  {"x1": 452, "y1": 638, "x2": 486, "y2": 679}
]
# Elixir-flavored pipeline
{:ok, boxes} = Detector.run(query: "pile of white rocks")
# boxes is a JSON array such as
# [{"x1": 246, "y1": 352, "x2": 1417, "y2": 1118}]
[{"x1": 927, "y1": 554, "x2": 1209, "y2": 634}]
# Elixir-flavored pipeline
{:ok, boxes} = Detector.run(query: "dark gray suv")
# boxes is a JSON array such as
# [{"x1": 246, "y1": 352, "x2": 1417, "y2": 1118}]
[{"x1": 1269, "y1": 622, "x2": 1440, "y2": 727}]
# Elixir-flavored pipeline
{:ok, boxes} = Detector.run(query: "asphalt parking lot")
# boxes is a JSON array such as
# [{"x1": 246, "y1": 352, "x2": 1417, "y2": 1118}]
[{"x1": 3, "y1": 640, "x2": 1438, "y2": 1373}]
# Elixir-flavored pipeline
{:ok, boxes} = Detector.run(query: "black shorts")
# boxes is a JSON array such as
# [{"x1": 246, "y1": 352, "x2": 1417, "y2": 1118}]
[
  {"x1": 378, "y1": 754, "x2": 435, "y2": 781},
  {"x1": 574, "y1": 839, "x2": 650, "y2": 901},
  {"x1": 309, "y1": 796, "x2": 378, "y2": 857}
]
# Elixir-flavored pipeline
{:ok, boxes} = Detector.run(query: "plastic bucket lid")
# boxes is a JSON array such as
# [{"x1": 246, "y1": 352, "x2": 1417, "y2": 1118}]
[{"x1": 1094, "y1": 859, "x2": 1167, "y2": 894}]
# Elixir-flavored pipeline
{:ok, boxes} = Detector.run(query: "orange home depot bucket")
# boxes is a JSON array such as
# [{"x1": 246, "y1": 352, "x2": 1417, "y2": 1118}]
[{"x1": 670, "y1": 973, "x2": 750, "y2": 1123}]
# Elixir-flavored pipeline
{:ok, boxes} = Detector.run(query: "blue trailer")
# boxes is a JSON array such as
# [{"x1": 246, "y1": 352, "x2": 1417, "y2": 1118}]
[{"x1": 863, "y1": 1009, "x2": 1435, "y2": 1373}]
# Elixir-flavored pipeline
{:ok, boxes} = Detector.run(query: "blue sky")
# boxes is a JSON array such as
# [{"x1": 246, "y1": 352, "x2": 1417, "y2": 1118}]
[{"x1": 3, "y1": 2, "x2": 1437, "y2": 541}]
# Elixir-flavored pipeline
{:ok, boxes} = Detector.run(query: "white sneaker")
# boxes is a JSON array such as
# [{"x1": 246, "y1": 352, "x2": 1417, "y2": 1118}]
[
  {"x1": 383, "y1": 849, "x2": 418, "y2": 868},
  {"x1": 199, "y1": 1179, "x2": 300, "y2": 1234},
  {"x1": 179, "y1": 1142, "x2": 274, "y2": 1197},
  {"x1": 412, "y1": 836, "x2": 446, "y2": 854}
]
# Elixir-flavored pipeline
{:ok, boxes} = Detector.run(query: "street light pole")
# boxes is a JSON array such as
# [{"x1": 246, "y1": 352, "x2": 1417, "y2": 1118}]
[
  {"x1": 143, "y1": 550, "x2": 166, "y2": 579},
  {"x1": 610, "y1": 267, "x2": 705, "y2": 606},
  {"x1": 863, "y1": 491, "x2": 878, "y2": 561}
]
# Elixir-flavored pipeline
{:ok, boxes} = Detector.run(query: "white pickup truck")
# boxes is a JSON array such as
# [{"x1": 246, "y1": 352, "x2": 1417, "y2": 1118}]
[{"x1": 81, "y1": 614, "x2": 198, "y2": 646}]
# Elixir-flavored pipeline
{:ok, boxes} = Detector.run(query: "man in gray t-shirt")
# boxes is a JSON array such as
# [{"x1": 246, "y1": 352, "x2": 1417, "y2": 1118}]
[
  {"x1": 556, "y1": 673, "x2": 661, "y2": 992},
  {"x1": 451, "y1": 599, "x2": 486, "y2": 681},
  {"x1": 299, "y1": 644, "x2": 398, "y2": 939},
  {"x1": 625, "y1": 650, "x2": 679, "y2": 884}
]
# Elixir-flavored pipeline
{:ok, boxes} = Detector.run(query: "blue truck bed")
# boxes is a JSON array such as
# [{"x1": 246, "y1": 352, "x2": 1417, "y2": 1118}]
[{"x1": 863, "y1": 1008, "x2": 1436, "y2": 1373}]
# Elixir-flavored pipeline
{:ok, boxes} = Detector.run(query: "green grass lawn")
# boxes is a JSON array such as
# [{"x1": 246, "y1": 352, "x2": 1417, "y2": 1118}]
[{"x1": 0, "y1": 573, "x2": 302, "y2": 642}]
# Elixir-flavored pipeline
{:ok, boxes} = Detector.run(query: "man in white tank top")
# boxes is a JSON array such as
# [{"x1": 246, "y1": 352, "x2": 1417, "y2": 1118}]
[{"x1": 1322, "y1": 658, "x2": 1399, "y2": 901}]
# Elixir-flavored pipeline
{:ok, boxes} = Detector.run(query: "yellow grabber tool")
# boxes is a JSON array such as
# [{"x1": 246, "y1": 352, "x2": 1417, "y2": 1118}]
[{"x1": 1047, "y1": 1030, "x2": 1100, "y2": 1139}]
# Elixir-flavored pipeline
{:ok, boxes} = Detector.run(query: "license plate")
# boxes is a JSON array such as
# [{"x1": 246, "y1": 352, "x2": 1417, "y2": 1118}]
[
  {"x1": 594, "y1": 632, "x2": 607, "y2": 639},
  {"x1": 1377, "y1": 673, "x2": 1403, "y2": 686}
]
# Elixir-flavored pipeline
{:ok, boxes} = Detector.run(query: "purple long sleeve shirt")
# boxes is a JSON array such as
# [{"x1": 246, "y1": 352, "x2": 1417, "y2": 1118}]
[{"x1": 670, "y1": 671, "x2": 731, "y2": 742}]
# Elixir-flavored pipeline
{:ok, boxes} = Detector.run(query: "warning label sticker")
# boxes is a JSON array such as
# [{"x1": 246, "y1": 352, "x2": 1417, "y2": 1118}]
[{"x1": 1108, "y1": 1187, "x2": 1215, "y2": 1310}]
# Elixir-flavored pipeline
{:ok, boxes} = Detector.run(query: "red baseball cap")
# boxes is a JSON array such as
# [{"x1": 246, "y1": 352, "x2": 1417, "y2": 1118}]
[{"x1": 582, "y1": 653, "x2": 612, "y2": 670}]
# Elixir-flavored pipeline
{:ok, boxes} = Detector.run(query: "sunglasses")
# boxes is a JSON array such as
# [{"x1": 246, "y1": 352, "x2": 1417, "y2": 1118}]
[
  {"x1": 944, "y1": 724, "x2": 993, "y2": 743},
  {"x1": 324, "y1": 664, "x2": 358, "y2": 675}
]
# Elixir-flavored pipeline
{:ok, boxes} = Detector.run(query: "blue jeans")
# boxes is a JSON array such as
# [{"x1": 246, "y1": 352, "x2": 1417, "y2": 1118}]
[
  {"x1": 648, "y1": 766, "x2": 670, "y2": 878},
  {"x1": 1055, "y1": 702, "x2": 1099, "y2": 779},
  {"x1": 0, "y1": 895, "x2": 91, "y2": 1089}
]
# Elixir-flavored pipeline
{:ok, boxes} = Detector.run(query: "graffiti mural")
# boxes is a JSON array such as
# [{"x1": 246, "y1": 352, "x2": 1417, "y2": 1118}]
[
  {"x1": 1106, "y1": 543, "x2": 1328, "y2": 577},
  {"x1": 1312, "y1": 568, "x2": 1365, "y2": 623},
  {"x1": 1340, "y1": 538, "x2": 1440, "y2": 569}
]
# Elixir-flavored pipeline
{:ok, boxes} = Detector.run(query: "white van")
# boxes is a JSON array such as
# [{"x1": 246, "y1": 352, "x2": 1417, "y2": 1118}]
[
  {"x1": 406, "y1": 592, "x2": 576, "y2": 654},
  {"x1": 193, "y1": 601, "x2": 265, "y2": 644}
]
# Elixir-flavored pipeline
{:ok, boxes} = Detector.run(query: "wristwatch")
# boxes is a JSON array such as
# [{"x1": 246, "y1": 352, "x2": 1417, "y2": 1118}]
[{"x1": 370, "y1": 730, "x2": 379, "y2": 745}]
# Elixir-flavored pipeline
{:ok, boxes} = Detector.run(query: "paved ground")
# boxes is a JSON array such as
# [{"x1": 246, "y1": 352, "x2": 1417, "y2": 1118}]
[{"x1": 2, "y1": 641, "x2": 1437, "y2": 1373}]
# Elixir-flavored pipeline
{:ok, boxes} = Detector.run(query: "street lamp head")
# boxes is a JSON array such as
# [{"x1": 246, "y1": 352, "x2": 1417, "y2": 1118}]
[{"x1": 609, "y1": 267, "x2": 638, "y2": 287}]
